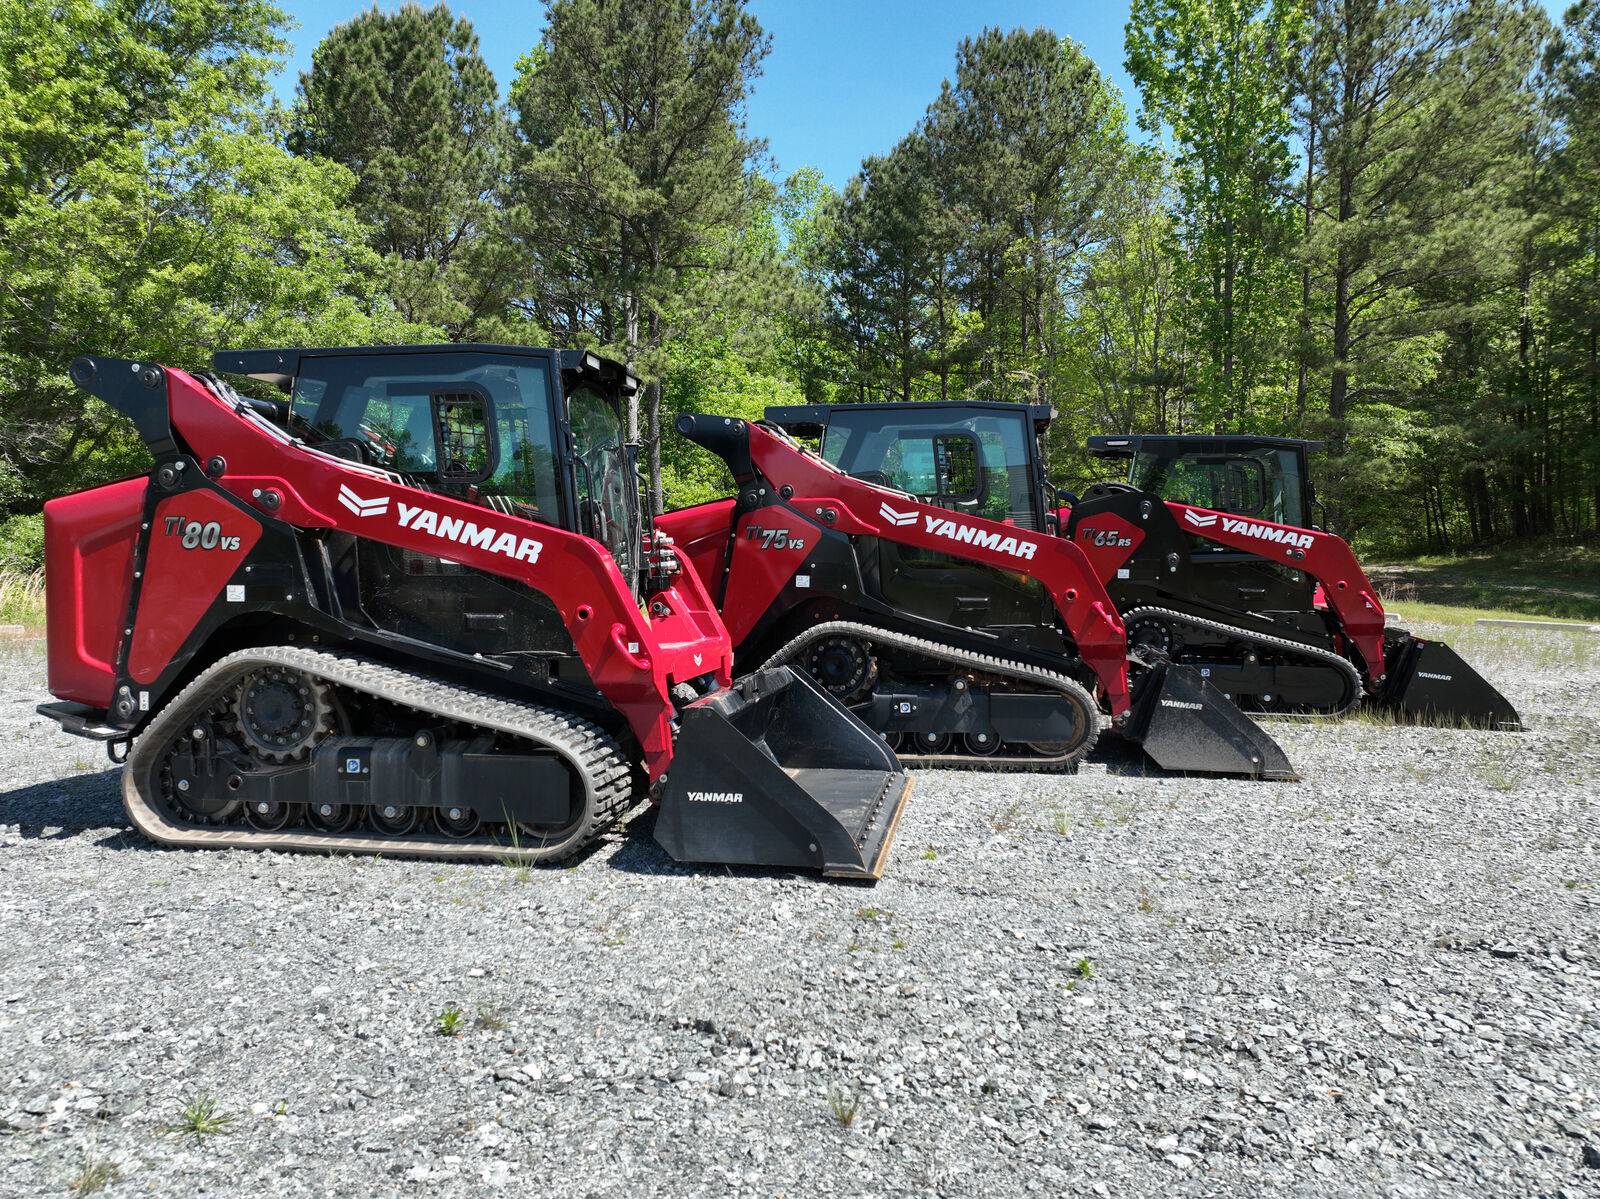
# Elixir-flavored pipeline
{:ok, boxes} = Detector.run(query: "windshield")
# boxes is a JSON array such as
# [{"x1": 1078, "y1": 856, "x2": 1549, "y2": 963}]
[
  {"x1": 290, "y1": 352, "x2": 561, "y2": 519},
  {"x1": 821, "y1": 406, "x2": 1040, "y2": 529},
  {"x1": 1131, "y1": 448, "x2": 1305, "y2": 526},
  {"x1": 568, "y1": 384, "x2": 638, "y2": 590}
]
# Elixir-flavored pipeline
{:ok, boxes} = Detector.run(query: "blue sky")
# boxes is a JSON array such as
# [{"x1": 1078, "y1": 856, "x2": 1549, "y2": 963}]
[
  {"x1": 269, "y1": 0, "x2": 1139, "y2": 187},
  {"x1": 270, "y1": 0, "x2": 1571, "y2": 190}
]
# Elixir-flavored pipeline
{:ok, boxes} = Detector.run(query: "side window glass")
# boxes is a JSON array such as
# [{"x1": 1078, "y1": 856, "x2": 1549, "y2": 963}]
[{"x1": 432, "y1": 391, "x2": 492, "y2": 480}]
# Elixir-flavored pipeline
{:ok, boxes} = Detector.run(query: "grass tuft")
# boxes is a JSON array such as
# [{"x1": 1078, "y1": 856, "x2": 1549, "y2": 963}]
[
  {"x1": 0, "y1": 569, "x2": 45, "y2": 629},
  {"x1": 68, "y1": 1151, "x2": 121, "y2": 1194},
  {"x1": 827, "y1": 1084, "x2": 860, "y2": 1126},
  {"x1": 435, "y1": 1003, "x2": 466, "y2": 1036},
  {"x1": 169, "y1": 1093, "x2": 233, "y2": 1141}
]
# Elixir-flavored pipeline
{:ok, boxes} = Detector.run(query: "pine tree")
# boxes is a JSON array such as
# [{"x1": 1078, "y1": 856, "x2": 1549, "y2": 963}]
[
  {"x1": 291, "y1": 3, "x2": 516, "y2": 339},
  {"x1": 509, "y1": 0, "x2": 775, "y2": 511}
]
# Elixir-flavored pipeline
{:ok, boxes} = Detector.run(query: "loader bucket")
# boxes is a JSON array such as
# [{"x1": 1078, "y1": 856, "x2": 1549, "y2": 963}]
[
  {"x1": 1120, "y1": 659, "x2": 1299, "y2": 780},
  {"x1": 1379, "y1": 632, "x2": 1522, "y2": 730},
  {"x1": 655, "y1": 667, "x2": 914, "y2": 879}
]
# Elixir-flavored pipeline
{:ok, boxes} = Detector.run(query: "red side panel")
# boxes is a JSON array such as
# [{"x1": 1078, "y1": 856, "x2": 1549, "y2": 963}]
[
  {"x1": 44, "y1": 477, "x2": 146, "y2": 708},
  {"x1": 721, "y1": 509, "x2": 824, "y2": 645},
  {"x1": 1067, "y1": 512, "x2": 1146, "y2": 583},
  {"x1": 126, "y1": 490, "x2": 263, "y2": 685},
  {"x1": 655, "y1": 500, "x2": 738, "y2": 598}
]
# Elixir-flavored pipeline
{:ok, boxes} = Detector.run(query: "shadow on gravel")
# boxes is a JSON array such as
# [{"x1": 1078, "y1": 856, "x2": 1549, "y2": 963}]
[
  {"x1": 606, "y1": 804, "x2": 878, "y2": 885},
  {"x1": 0, "y1": 768, "x2": 124, "y2": 838}
]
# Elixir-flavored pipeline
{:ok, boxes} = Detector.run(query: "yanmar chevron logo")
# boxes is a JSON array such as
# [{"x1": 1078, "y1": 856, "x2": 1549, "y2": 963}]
[
  {"x1": 879, "y1": 501, "x2": 918, "y2": 527},
  {"x1": 333, "y1": 483, "x2": 543, "y2": 565},
  {"x1": 338, "y1": 485, "x2": 388, "y2": 517},
  {"x1": 1183, "y1": 509, "x2": 1218, "y2": 529}
]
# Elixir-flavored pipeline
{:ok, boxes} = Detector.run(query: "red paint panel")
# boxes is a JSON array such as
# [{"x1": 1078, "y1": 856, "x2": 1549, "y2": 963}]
[
  {"x1": 160, "y1": 368, "x2": 733, "y2": 780},
  {"x1": 720, "y1": 511, "x2": 823, "y2": 645},
  {"x1": 655, "y1": 499, "x2": 737, "y2": 598},
  {"x1": 127, "y1": 491, "x2": 262, "y2": 684},
  {"x1": 44, "y1": 477, "x2": 146, "y2": 708},
  {"x1": 1164, "y1": 501, "x2": 1387, "y2": 676},
  {"x1": 1070, "y1": 513, "x2": 1146, "y2": 583}
]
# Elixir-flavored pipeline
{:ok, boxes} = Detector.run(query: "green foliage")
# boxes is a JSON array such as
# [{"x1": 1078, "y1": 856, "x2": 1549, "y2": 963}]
[
  {"x1": 0, "y1": 514, "x2": 43, "y2": 575},
  {"x1": 168, "y1": 1093, "x2": 233, "y2": 1141},
  {"x1": 291, "y1": 2, "x2": 524, "y2": 340},
  {"x1": 1125, "y1": 0, "x2": 1301, "y2": 426},
  {"x1": 0, "y1": 0, "x2": 429, "y2": 509},
  {"x1": 434, "y1": 1002, "x2": 466, "y2": 1035},
  {"x1": 509, "y1": 0, "x2": 782, "y2": 511}
]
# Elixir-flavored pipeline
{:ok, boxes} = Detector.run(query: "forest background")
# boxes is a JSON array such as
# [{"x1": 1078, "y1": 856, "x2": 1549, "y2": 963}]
[{"x1": 3, "y1": 0, "x2": 1599, "y2": 573}]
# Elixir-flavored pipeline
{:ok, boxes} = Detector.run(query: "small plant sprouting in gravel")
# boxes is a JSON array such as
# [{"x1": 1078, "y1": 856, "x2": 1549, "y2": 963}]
[
  {"x1": 68, "y1": 1150, "x2": 121, "y2": 1194},
  {"x1": 1075, "y1": 957, "x2": 1095, "y2": 979},
  {"x1": 827, "y1": 1084, "x2": 860, "y2": 1126},
  {"x1": 1050, "y1": 810, "x2": 1071, "y2": 836},
  {"x1": 474, "y1": 1001, "x2": 510, "y2": 1031},
  {"x1": 435, "y1": 1003, "x2": 467, "y2": 1037},
  {"x1": 169, "y1": 1093, "x2": 234, "y2": 1141},
  {"x1": 1138, "y1": 883, "x2": 1155, "y2": 913},
  {"x1": 920, "y1": 846, "x2": 937, "y2": 860}
]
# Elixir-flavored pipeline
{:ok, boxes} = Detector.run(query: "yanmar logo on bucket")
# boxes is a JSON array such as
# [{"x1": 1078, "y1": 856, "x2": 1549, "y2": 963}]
[
  {"x1": 687, "y1": 791, "x2": 744, "y2": 804},
  {"x1": 1160, "y1": 698, "x2": 1205, "y2": 711}
]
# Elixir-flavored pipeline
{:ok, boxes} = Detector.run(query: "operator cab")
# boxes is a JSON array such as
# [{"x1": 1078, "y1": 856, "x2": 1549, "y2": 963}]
[
  {"x1": 766, "y1": 401, "x2": 1054, "y2": 531},
  {"x1": 765, "y1": 401, "x2": 1058, "y2": 631},
  {"x1": 216, "y1": 345, "x2": 643, "y2": 666},
  {"x1": 217, "y1": 345, "x2": 643, "y2": 591},
  {"x1": 1086, "y1": 434, "x2": 1323, "y2": 532}
]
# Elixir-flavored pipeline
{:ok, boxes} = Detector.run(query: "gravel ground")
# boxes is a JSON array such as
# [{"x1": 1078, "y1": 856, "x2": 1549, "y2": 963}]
[{"x1": 2, "y1": 621, "x2": 1598, "y2": 1198}]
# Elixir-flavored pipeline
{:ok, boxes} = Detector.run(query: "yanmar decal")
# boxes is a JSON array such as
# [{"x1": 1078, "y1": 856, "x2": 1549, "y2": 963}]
[
  {"x1": 338, "y1": 485, "x2": 388, "y2": 517},
  {"x1": 336, "y1": 484, "x2": 543, "y2": 565},
  {"x1": 879, "y1": 501, "x2": 918, "y2": 527},
  {"x1": 396, "y1": 502, "x2": 543, "y2": 564},
  {"x1": 921, "y1": 514, "x2": 1037, "y2": 560},
  {"x1": 1185, "y1": 508, "x2": 1314, "y2": 551}
]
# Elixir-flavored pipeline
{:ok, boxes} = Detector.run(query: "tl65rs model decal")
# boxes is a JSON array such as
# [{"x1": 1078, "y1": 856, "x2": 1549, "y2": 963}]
[{"x1": 163, "y1": 516, "x2": 242, "y2": 551}]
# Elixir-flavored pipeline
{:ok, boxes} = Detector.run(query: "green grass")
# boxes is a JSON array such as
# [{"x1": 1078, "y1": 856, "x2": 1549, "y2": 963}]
[
  {"x1": 68, "y1": 1151, "x2": 121, "y2": 1194},
  {"x1": 0, "y1": 570, "x2": 45, "y2": 629},
  {"x1": 1369, "y1": 539, "x2": 1600, "y2": 624},
  {"x1": 434, "y1": 1003, "x2": 466, "y2": 1036},
  {"x1": 168, "y1": 1093, "x2": 233, "y2": 1141}
]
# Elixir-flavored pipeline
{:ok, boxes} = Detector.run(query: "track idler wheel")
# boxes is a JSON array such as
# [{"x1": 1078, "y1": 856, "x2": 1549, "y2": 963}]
[
  {"x1": 963, "y1": 730, "x2": 1002, "y2": 756},
  {"x1": 370, "y1": 803, "x2": 422, "y2": 836},
  {"x1": 306, "y1": 801, "x2": 362, "y2": 833},
  {"x1": 436, "y1": 805, "x2": 481, "y2": 838}
]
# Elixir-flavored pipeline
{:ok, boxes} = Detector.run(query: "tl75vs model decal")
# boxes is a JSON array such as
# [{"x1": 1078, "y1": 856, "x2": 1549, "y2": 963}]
[{"x1": 744, "y1": 526, "x2": 806, "y2": 551}]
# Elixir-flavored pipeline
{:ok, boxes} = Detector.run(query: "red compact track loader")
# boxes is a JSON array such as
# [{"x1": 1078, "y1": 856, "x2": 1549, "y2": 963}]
[
  {"x1": 1066, "y1": 433, "x2": 1521, "y2": 729},
  {"x1": 654, "y1": 410, "x2": 1297, "y2": 780},
  {"x1": 36, "y1": 347, "x2": 912, "y2": 879},
  {"x1": 731, "y1": 400, "x2": 1517, "y2": 732}
]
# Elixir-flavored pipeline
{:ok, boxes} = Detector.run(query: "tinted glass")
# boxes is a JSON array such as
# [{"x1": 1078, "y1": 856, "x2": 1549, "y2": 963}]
[
  {"x1": 569, "y1": 384, "x2": 637, "y2": 588},
  {"x1": 822, "y1": 407, "x2": 1039, "y2": 529},
  {"x1": 291, "y1": 353, "x2": 561, "y2": 519}
]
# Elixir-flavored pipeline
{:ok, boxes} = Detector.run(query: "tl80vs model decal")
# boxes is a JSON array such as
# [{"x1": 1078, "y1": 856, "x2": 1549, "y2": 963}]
[
  {"x1": 745, "y1": 525, "x2": 806, "y2": 551},
  {"x1": 163, "y1": 515, "x2": 242, "y2": 552}
]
